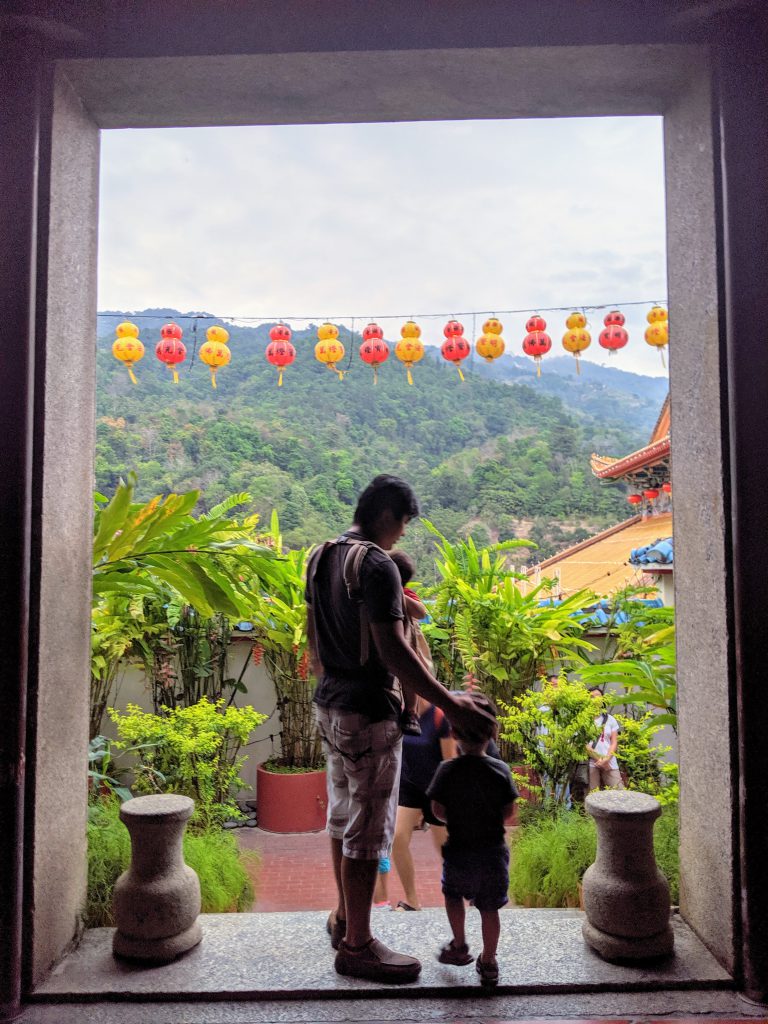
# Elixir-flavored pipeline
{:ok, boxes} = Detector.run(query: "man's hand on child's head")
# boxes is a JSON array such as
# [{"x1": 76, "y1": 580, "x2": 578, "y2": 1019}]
[{"x1": 446, "y1": 691, "x2": 497, "y2": 744}]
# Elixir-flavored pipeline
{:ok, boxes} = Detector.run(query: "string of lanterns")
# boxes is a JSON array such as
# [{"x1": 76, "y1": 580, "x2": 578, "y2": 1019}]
[{"x1": 111, "y1": 304, "x2": 669, "y2": 387}]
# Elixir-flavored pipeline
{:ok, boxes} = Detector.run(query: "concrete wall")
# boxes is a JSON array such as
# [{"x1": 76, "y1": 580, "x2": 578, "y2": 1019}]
[
  {"x1": 664, "y1": 66, "x2": 734, "y2": 971},
  {"x1": 28, "y1": 70, "x2": 100, "y2": 987}
]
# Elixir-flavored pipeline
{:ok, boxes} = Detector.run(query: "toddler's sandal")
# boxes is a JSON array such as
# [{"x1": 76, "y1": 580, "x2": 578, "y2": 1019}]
[{"x1": 438, "y1": 940, "x2": 474, "y2": 966}]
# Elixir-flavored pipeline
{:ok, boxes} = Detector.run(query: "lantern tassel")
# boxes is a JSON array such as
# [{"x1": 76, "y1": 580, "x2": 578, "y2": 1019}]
[
  {"x1": 457, "y1": 366, "x2": 465, "y2": 382},
  {"x1": 210, "y1": 369, "x2": 217, "y2": 389},
  {"x1": 336, "y1": 368, "x2": 344, "y2": 381},
  {"x1": 660, "y1": 348, "x2": 667, "y2": 368},
  {"x1": 407, "y1": 367, "x2": 414, "y2": 386},
  {"x1": 373, "y1": 366, "x2": 378, "y2": 386},
  {"x1": 172, "y1": 368, "x2": 179, "y2": 384},
  {"x1": 127, "y1": 366, "x2": 138, "y2": 385},
  {"x1": 536, "y1": 360, "x2": 542, "y2": 378},
  {"x1": 576, "y1": 355, "x2": 581, "y2": 375},
  {"x1": 278, "y1": 369, "x2": 284, "y2": 387}
]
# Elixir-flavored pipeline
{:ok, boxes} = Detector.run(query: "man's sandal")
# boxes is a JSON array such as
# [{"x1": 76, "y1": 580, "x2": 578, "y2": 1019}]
[
  {"x1": 438, "y1": 939, "x2": 474, "y2": 965},
  {"x1": 326, "y1": 910, "x2": 346, "y2": 950},
  {"x1": 395, "y1": 900, "x2": 420, "y2": 911}
]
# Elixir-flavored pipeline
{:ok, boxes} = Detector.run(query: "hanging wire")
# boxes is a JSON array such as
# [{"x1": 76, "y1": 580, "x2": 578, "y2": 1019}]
[{"x1": 110, "y1": 297, "x2": 668, "y2": 326}]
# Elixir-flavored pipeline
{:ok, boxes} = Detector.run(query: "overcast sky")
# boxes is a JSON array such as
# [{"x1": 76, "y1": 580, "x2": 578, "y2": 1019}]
[{"x1": 99, "y1": 116, "x2": 669, "y2": 377}]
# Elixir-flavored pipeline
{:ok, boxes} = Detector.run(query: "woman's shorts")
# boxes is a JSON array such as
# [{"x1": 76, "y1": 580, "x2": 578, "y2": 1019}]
[
  {"x1": 441, "y1": 843, "x2": 510, "y2": 912},
  {"x1": 398, "y1": 778, "x2": 443, "y2": 826}
]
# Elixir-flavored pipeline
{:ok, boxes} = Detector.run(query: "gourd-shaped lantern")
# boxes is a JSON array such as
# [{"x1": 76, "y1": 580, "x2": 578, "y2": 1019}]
[
  {"x1": 265, "y1": 324, "x2": 295, "y2": 387},
  {"x1": 627, "y1": 494, "x2": 643, "y2": 506},
  {"x1": 199, "y1": 325, "x2": 231, "y2": 388},
  {"x1": 441, "y1": 320, "x2": 470, "y2": 381},
  {"x1": 155, "y1": 322, "x2": 186, "y2": 384},
  {"x1": 112, "y1": 321, "x2": 145, "y2": 384},
  {"x1": 645, "y1": 305, "x2": 669, "y2": 367},
  {"x1": 475, "y1": 316, "x2": 505, "y2": 363},
  {"x1": 395, "y1": 321, "x2": 425, "y2": 385},
  {"x1": 315, "y1": 322, "x2": 345, "y2": 380},
  {"x1": 599, "y1": 310, "x2": 629, "y2": 356},
  {"x1": 522, "y1": 314, "x2": 552, "y2": 377},
  {"x1": 562, "y1": 311, "x2": 591, "y2": 374},
  {"x1": 359, "y1": 322, "x2": 390, "y2": 385}
]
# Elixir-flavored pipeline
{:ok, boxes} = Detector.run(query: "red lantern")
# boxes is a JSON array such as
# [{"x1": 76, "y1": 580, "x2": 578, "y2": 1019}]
[
  {"x1": 643, "y1": 488, "x2": 660, "y2": 500},
  {"x1": 269, "y1": 323, "x2": 292, "y2": 344},
  {"x1": 266, "y1": 325, "x2": 295, "y2": 387},
  {"x1": 604, "y1": 310, "x2": 625, "y2": 327},
  {"x1": 359, "y1": 324, "x2": 390, "y2": 385},
  {"x1": 599, "y1": 325, "x2": 629, "y2": 354},
  {"x1": 441, "y1": 321, "x2": 470, "y2": 381},
  {"x1": 155, "y1": 323, "x2": 186, "y2": 383},
  {"x1": 662, "y1": 482, "x2": 672, "y2": 494},
  {"x1": 627, "y1": 494, "x2": 643, "y2": 506},
  {"x1": 522, "y1": 315, "x2": 552, "y2": 377}
]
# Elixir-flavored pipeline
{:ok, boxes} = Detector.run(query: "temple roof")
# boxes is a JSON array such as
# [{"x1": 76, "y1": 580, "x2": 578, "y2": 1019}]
[
  {"x1": 590, "y1": 393, "x2": 671, "y2": 481},
  {"x1": 526, "y1": 512, "x2": 673, "y2": 598}
]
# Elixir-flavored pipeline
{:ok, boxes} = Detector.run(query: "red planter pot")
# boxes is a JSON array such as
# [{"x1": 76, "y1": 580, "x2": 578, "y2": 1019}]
[{"x1": 256, "y1": 764, "x2": 328, "y2": 833}]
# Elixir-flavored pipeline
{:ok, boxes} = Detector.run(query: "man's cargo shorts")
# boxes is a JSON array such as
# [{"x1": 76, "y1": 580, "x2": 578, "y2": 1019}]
[{"x1": 314, "y1": 705, "x2": 402, "y2": 861}]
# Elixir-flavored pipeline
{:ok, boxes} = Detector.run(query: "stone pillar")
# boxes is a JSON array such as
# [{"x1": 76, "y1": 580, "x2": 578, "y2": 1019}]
[
  {"x1": 582, "y1": 791, "x2": 673, "y2": 962},
  {"x1": 113, "y1": 795, "x2": 202, "y2": 963}
]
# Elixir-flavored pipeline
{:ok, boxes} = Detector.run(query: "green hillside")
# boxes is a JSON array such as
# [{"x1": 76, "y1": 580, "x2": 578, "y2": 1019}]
[{"x1": 96, "y1": 311, "x2": 649, "y2": 573}]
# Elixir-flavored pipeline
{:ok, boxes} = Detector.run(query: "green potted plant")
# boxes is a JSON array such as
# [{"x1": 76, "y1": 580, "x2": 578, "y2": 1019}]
[{"x1": 248, "y1": 513, "x2": 326, "y2": 832}]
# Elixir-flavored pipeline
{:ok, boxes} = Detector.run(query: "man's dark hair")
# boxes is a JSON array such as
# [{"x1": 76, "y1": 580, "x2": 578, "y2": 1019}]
[
  {"x1": 389, "y1": 549, "x2": 415, "y2": 586},
  {"x1": 354, "y1": 475, "x2": 419, "y2": 532}
]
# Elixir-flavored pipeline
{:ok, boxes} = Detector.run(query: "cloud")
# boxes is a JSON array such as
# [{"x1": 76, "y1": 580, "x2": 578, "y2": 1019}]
[{"x1": 98, "y1": 116, "x2": 668, "y2": 376}]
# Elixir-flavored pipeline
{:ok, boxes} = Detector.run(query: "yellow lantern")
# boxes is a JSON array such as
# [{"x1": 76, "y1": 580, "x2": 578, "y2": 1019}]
[
  {"x1": 476, "y1": 316, "x2": 505, "y2": 363},
  {"x1": 112, "y1": 321, "x2": 144, "y2": 384},
  {"x1": 562, "y1": 323, "x2": 591, "y2": 374},
  {"x1": 395, "y1": 321, "x2": 425, "y2": 385},
  {"x1": 315, "y1": 323, "x2": 345, "y2": 379},
  {"x1": 645, "y1": 306, "x2": 669, "y2": 366},
  {"x1": 198, "y1": 325, "x2": 231, "y2": 388},
  {"x1": 566, "y1": 311, "x2": 587, "y2": 330}
]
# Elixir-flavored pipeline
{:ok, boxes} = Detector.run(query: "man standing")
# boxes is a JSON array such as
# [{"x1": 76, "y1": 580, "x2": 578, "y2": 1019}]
[
  {"x1": 307, "y1": 475, "x2": 492, "y2": 983},
  {"x1": 586, "y1": 687, "x2": 624, "y2": 790}
]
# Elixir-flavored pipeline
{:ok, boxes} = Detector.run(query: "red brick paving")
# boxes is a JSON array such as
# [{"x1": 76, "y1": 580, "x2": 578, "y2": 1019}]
[{"x1": 238, "y1": 825, "x2": 446, "y2": 912}]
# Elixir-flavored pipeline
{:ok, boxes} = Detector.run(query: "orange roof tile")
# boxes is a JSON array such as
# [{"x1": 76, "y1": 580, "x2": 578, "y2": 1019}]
[{"x1": 525, "y1": 512, "x2": 673, "y2": 598}]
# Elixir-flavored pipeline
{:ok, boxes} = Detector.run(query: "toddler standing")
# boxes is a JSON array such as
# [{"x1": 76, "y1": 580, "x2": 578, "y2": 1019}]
[{"x1": 427, "y1": 692, "x2": 517, "y2": 987}]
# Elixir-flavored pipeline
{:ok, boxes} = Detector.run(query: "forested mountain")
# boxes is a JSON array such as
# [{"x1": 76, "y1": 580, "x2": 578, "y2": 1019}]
[{"x1": 96, "y1": 310, "x2": 665, "y2": 573}]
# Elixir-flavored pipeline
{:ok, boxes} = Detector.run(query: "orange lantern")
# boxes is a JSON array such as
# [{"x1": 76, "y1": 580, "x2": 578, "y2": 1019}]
[
  {"x1": 112, "y1": 321, "x2": 144, "y2": 384},
  {"x1": 522, "y1": 315, "x2": 552, "y2": 377},
  {"x1": 155, "y1": 322, "x2": 186, "y2": 383},
  {"x1": 627, "y1": 494, "x2": 643, "y2": 506},
  {"x1": 645, "y1": 305, "x2": 669, "y2": 366},
  {"x1": 265, "y1": 324, "x2": 295, "y2": 387},
  {"x1": 475, "y1": 317, "x2": 505, "y2": 363},
  {"x1": 359, "y1": 322, "x2": 390, "y2": 385},
  {"x1": 315, "y1": 322, "x2": 345, "y2": 379},
  {"x1": 562, "y1": 313, "x2": 591, "y2": 374},
  {"x1": 395, "y1": 320, "x2": 424, "y2": 385},
  {"x1": 198, "y1": 325, "x2": 231, "y2": 388},
  {"x1": 440, "y1": 320, "x2": 470, "y2": 381}
]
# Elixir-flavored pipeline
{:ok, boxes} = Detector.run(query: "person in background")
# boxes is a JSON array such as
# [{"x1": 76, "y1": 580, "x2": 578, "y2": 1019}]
[
  {"x1": 428, "y1": 691, "x2": 518, "y2": 988},
  {"x1": 586, "y1": 687, "x2": 624, "y2": 790}
]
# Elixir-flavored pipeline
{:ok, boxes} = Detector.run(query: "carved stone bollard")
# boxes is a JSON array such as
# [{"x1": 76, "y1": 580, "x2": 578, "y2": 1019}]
[
  {"x1": 113, "y1": 794, "x2": 202, "y2": 962},
  {"x1": 582, "y1": 790, "x2": 674, "y2": 961}
]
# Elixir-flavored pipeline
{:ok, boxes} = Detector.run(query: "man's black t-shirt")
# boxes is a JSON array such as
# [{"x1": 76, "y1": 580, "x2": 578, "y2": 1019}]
[
  {"x1": 427, "y1": 754, "x2": 518, "y2": 850},
  {"x1": 309, "y1": 534, "x2": 404, "y2": 722}
]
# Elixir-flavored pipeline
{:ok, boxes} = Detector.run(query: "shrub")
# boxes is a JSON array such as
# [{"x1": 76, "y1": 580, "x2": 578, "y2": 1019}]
[
  {"x1": 85, "y1": 798, "x2": 257, "y2": 927},
  {"x1": 108, "y1": 698, "x2": 265, "y2": 829},
  {"x1": 509, "y1": 803, "x2": 680, "y2": 907},
  {"x1": 614, "y1": 713, "x2": 668, "y2": 794},
  {"x1": 509, "y1": 810, "x2": 596, "y2": 907}
]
